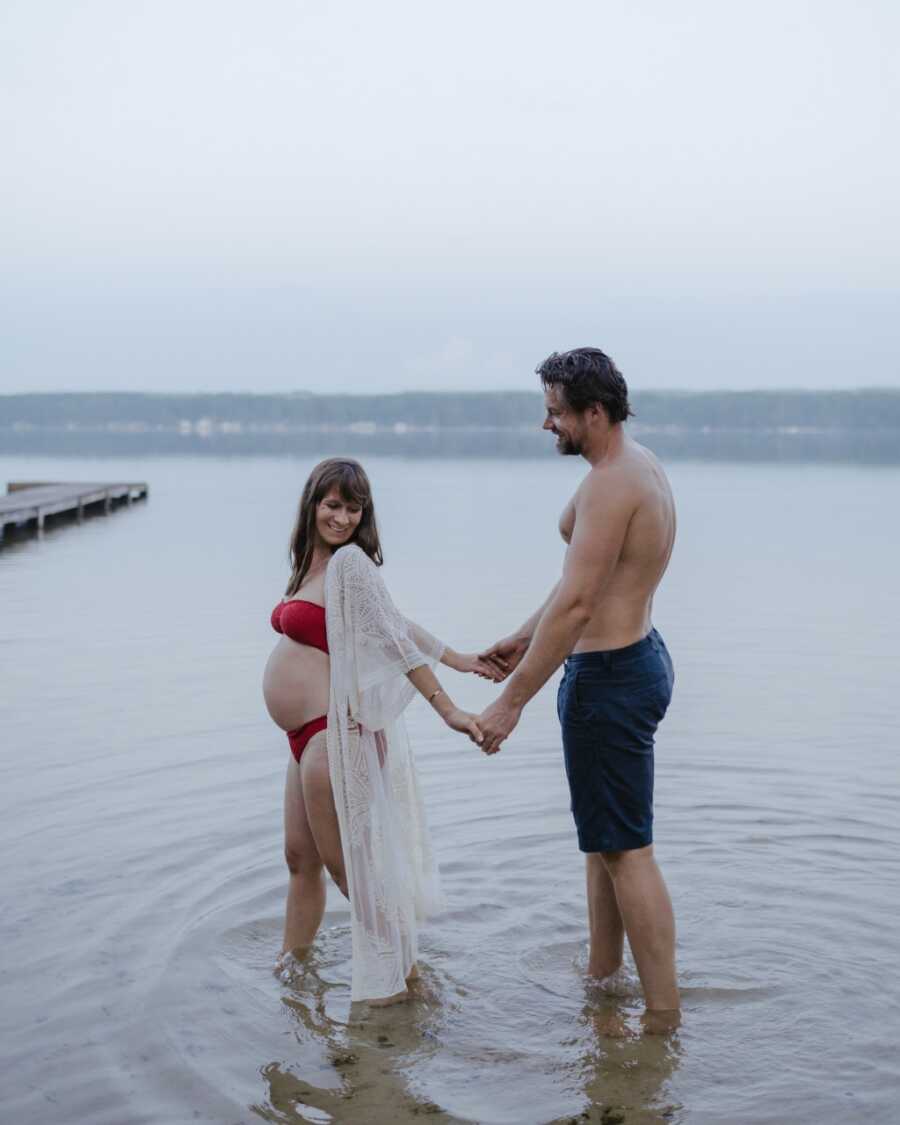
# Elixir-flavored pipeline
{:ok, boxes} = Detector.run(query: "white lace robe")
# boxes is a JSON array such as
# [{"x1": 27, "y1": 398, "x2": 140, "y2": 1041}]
[{"x1": 324, "y1": 544, "x2": 446, "y2": 1001}]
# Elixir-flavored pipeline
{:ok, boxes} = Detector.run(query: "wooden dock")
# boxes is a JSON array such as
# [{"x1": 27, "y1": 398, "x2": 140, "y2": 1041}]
[{"x1": 0, "y1": 481, "x2": 149, "y2": 544}]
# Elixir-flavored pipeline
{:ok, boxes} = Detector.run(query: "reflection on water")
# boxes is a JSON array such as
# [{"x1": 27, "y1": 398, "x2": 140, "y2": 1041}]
[
  {"x1": 574, "y1": 1007, "x2": 683, "y2": 1125},
  {"x1": 260, "y1": 931, "x2": 685, "y2": 1125},
  {"x1": 257, "y1": 925, "x2": 460, "y2": 1124}
]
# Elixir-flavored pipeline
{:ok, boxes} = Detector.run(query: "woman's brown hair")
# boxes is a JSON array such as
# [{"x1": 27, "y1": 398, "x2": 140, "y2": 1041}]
[{"x1": 285, "y1": 458, "x2": 383, "y2": 596}]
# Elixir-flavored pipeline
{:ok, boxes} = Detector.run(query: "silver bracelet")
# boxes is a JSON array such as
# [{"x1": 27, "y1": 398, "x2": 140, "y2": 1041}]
[{"x1": 427, "y1": 688, "x2": 445, "y2": 705}]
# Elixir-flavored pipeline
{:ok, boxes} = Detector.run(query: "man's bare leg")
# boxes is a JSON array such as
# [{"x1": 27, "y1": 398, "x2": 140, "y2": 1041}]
[
  {"x1": 600, "y1": 844, "x2": 679, "y2": 1015},
  {"x1": 586, "y1": 853, "x2": 625, "y2": 978}
]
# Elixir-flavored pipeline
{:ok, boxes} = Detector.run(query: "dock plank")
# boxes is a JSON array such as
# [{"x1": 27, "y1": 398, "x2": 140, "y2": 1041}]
[{"x1": 1, "y1": 481, "x2": 148, "y2": 541}]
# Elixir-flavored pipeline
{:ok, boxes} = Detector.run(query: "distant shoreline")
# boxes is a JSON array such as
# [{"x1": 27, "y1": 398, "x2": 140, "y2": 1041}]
[
  {"x1": 3, "y1": 390, "x2": 898, "y2": 462},
  {"x1": 3, "y1": 388, "x2": 900, "y2": 428}
]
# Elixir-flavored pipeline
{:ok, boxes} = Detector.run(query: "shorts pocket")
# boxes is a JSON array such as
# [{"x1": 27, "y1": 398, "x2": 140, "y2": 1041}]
[
  {"x1": 561, "y1": 669, "x2": 595, "y2": 725},
  {"x1": 573, "y1": 669, "x2": 672, "y2": 721}
]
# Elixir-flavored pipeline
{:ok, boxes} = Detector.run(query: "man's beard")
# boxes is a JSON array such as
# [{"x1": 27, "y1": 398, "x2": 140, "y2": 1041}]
[{"x1": 555, "y1": 432, "x2": 581, "y2": 456}]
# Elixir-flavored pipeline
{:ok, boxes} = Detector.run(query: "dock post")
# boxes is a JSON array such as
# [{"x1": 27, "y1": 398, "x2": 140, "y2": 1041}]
[
  {"x1": 37, "y1": 510, "x2": 45, "y2": 537},
  {"x1": 103, "y1": 492, "x2": 112, "y2": 515},
  {"x1": 77, "y1": 500, "x2": 84, "y2": 523}
]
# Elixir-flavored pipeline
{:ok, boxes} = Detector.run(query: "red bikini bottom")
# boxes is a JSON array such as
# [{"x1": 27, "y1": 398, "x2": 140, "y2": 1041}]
[
  {"x1": 287, "y1": 715, "x2": 327, "y2": 762},
  {"x1": 287, "y1": 717, "x2": 387, "y2": 767}
]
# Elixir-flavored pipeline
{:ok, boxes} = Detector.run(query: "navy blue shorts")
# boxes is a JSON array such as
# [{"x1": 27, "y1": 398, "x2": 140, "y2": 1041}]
[{"x1": 557, "y1": 629, "x2": 674, "y2": 853}]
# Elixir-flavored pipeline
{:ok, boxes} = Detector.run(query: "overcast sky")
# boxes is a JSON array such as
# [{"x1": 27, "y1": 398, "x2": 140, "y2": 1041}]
[{"x1": 2, "y1": 0, "x2": 898, "y2": 394}]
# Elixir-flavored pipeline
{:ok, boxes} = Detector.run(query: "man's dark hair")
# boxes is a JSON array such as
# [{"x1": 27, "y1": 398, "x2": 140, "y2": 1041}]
[{"x1": 537, "y1": 347, "x2": 634, "y2": 424}]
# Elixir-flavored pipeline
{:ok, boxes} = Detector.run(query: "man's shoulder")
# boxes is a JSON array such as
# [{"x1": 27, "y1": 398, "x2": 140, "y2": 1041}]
[
  {"x1": 630, "y1": 438, "x2": 666, "y2": 474},
  {"x1": 587, "y1": 442, "x2": 667, "y2": 494},
  {"x1": 580, "y1": 453, "x2": 644, "y2": 496}
]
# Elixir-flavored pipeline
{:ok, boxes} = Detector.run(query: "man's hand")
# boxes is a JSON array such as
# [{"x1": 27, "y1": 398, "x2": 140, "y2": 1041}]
[
  {"x1": 478, "y1": 635, "x2": 529, "y2": 683},
  {"x1": 477, "y1": 697, "x2": 522, "y2": 755}
]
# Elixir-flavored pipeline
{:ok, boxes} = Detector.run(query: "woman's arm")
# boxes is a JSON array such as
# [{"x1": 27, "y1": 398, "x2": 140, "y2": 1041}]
[
  {"x1": 440, "y1": 647, "x2": 500, "y2": 678},
  {"x1": 330, "y1": 548, "x2": 485, "y2": 739},
  {"x1": 405, "y1": 663, "x2": 483, "y2": 744},
  {"x1": 404, "y1": 615, "x2": 499, "y2": 680}
]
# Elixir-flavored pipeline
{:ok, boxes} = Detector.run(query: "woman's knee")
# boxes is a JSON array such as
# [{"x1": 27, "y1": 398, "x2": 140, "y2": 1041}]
[{"x1": 284, "y1": 843, "x2": 323, "y2": 879}]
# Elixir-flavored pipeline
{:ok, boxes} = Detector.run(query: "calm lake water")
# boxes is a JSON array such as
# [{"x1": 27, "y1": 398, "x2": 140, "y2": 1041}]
[{"x1": 1, "y1": 453, "x2": 899, "y2": 1125}]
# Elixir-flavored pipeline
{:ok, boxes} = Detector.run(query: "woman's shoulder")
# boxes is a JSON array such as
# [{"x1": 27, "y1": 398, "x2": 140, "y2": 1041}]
[{"x1": 329, "y1": 543, "x2": 375, "y2": 575}]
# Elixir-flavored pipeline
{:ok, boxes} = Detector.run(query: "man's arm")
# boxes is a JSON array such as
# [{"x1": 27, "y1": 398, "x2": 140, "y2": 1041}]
[
  {"x1": 479, "y1": 582, "x2": 560, "y2": 679},
  {"x1": 478, "y1": 473, "x2": 637, "y2": 753},
  {"x1": 510, "y1": 581, "x2": 561, "y2": 644}
]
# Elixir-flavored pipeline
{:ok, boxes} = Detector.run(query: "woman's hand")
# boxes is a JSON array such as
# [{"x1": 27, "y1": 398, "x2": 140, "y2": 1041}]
[
  {"x1": 443, "y1": 706, "x2": 484, "y2": 745},
  {"x1": 448, "y1": 651, "x2": 504, "y2": 681}
]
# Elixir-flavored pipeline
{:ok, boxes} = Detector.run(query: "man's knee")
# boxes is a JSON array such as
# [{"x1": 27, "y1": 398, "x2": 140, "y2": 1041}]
[{"x1": 600, "y1": 843, "x2": 654, "y2": 876}]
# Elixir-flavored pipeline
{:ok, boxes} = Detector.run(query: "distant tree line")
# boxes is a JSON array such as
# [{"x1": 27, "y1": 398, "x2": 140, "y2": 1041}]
[
  {"x1": 3, "y1": 424, "x2": 898, "y2": 464},
  {"x1": 1, "y1": 389, "x2": 899, "y2": 430}
]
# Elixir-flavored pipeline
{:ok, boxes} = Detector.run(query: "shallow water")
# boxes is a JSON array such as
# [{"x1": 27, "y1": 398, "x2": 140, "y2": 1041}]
[{"x1": 1, "y1": 454, "x2": 899, "y2": 1124}]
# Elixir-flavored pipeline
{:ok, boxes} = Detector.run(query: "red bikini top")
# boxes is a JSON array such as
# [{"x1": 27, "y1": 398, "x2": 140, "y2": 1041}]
[{"x1": 271, "y1": 599, "x2": 329, "y2": 653}]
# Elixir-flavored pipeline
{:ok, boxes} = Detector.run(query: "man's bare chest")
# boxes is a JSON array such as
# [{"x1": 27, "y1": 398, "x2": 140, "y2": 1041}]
[{"x1": 559, "y1": 494, "x2": 577, "y2": 544}]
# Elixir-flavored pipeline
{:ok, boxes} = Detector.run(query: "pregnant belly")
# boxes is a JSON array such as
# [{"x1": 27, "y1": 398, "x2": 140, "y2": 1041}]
[{"x1": 262, "y1": 640, "x2": 330, "y2": 732}]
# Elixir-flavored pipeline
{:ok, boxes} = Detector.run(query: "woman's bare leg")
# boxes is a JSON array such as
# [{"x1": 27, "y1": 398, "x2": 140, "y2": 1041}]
[
  {"x1": 282, "y1": 754, "x2": 326, "y2": 955},
  {"x1": 299, "y1": 732, "x2": 349, "y2": 898},
  {"x1": 302, "y1": 730, "x2": 412, "y2": 1006}
]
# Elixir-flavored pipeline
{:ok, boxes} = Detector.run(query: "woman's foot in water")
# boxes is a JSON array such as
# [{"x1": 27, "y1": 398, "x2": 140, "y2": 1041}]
[
  {"x1": 368, "y1": 989, "x2": 409, "y2": 1007},
  {"x1": 586, "y1": 964, "x2": 636, "y2": 998},
  {"x1": 641, "y1": 1008, "x2": 681, "y2": 1035},
  {"x1": 275, "y1": 946, "x2": 312, "y2": 982},
  {"x1": 368, "y1": 966, "x2": 419, "y2": 1006}
]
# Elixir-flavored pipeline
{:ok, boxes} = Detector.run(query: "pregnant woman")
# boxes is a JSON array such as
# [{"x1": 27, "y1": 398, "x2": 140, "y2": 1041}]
[{"x1": 263, "y1": 457, "x2": 490, "y2": 1004}]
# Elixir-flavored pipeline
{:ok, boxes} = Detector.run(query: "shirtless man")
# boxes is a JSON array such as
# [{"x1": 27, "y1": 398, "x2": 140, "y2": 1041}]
[{"x1": 477, "y1": 347, "x2": 679, "y2": 1028}]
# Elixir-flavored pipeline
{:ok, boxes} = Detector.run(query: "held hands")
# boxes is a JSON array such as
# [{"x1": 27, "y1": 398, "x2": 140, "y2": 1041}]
[
  {"x1": 429, "y1": 648, "x2": 501, "y2": 747},
  {"x1": 465, "y1": 635, "x2": 528, "y2": 754},
  {"x1": 444, "y1": 695, "x2": 520, "y2": 754},
  {"x1": 477, "y1": 635, "x2": 529, "y2": 683},
  {"x1": 442, "y1": 705, "x2": 484, "y2": 745},
  {"x1": 442, "y1": 639, "x2": 528, "y2": 752},
  {"x1": 475, "y1": 697, "x2": 522, "y2": 755}
]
